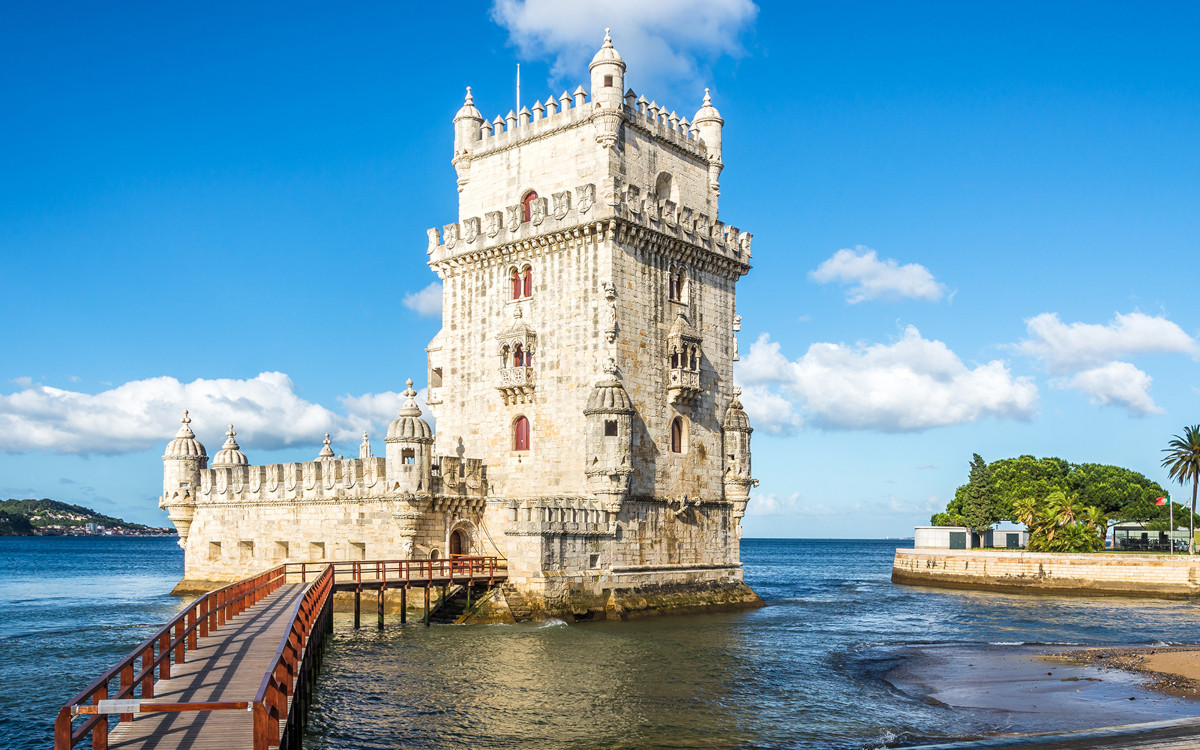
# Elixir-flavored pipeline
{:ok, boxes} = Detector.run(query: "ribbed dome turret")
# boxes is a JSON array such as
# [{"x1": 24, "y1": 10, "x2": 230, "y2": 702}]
[
  {"x1": 316, "y1": 433, "x2": 335, "y2": 460},
  {"x1": 589, "y1": 28, "x2": 626, "y2": 72},
  {"x1": 164, "y1": 410, "x2": 207, "y2": 459},
  {"x1": 454, "y1": 87, "x2": 483, "y2": 122},
  {"x1": 584, "y1": 361, "x2": 635, "y2": 414},
  {"x1": 693, "y1": 88, "x2": 723, "y2": 125},
  {"x1": 211, "y1": 424, "x2": 249, "y2": 466},
  {"x1": 386, "y1": 379, "x2": 433, "y2": 441},
  {"x1": 723, "y1": 388, "x2": 752, "y2": 432}
]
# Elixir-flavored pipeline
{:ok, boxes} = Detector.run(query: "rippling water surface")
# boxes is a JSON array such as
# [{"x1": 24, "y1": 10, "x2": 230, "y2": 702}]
[{"x1": 8, "y1": 537, "x2": 1200, "y2": 749}]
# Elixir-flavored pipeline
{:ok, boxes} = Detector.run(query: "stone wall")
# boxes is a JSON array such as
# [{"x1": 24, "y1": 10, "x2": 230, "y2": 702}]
[{"x1": 893, "y1": 549, "x2": 1200, "y2": 598}]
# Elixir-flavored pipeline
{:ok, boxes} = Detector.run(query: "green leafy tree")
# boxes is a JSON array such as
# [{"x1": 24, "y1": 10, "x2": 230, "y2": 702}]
[
  {"x1": 1022, "y1": 491, "x2": 1104, "y2": 553},
  {"x1": 960, "y1": 453, "x2": 999, "y2": 535},
  {"x1": 1162, "y1": 426, "x2": 1200, "y2": 555}
]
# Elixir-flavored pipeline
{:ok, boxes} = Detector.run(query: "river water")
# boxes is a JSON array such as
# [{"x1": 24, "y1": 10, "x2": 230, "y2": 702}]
[{"x1": 6, "y1": 537, "x2": 1200, "y2": 749}]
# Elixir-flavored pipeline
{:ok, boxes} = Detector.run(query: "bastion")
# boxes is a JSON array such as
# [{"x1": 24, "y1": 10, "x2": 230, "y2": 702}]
[
  {"x1": 157, "y1": 31, "x2": 764, "y2": 620},
  {"x1": 893, "y1": 548, "x2": 1200, "y2": 599}
]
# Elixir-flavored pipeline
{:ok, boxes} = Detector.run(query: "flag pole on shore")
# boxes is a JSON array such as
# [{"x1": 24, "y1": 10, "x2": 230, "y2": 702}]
[{"x1": 1157, "y1": 494, "x2": 1173, "y2": 553}]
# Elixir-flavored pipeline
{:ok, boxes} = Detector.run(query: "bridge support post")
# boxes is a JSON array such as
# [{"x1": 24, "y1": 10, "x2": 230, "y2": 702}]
[
  {"x1": 424, "y1": 586, "x2": 430, "y2": 627},
  {"x1": 377, "y1": 586, "x2": 385, "y2": 630},
  {"x1": 353, "y1": 587, "x2": 361, "y2": 629},
  {"x1": 400, "y1": 586, "x2": 407, "y2": 624}
]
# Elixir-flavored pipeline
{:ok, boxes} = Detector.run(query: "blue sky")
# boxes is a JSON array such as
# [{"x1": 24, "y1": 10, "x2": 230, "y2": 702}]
[{"x1": 1, "y1": 1, "x2": 1197, "y2": 536}]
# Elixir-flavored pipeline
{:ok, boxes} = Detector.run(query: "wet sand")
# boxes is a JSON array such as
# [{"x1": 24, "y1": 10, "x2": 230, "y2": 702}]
[{"x1": 884, "y1": 644, "x2": 1200, "y2": 748}]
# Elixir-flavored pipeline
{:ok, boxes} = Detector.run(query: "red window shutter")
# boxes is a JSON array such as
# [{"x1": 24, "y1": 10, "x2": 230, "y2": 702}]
[
  {"x1": 511, "y1": 269, "x2": 521, "y2": 300},
  {"x1": 514, "y1": 417, "x2": 530, "y2": 451},
  {"x1": 522, "y1": 267, "x2": 533, "y2": 298}
]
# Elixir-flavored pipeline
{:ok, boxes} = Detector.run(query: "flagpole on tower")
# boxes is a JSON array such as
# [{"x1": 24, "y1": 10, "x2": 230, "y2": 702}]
[{"x1": 516, "y1": 63, "x2": 521, "y2": 114}]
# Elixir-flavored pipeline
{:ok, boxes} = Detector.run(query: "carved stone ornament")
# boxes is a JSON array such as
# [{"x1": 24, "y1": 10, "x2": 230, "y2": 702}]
[
  {"x1": 679, "y1": 206, "x2": 694, "y2": 234},
  {"x1": 645, "y1": 198, "x2": 661, "y2": 222},
  {"x1": 484, "y1": 211, "x2": 502, "y2": 238},
  {"x1": 443, "y1": 222, "x2": 460, "y2": 250},
  {"x1": 507, "y1": 204, "x2": 523, "y2": 232},
  {"x1": 602, "y1": 281, "x2": 618, "y2": 344},
  {"x1": 712, "y1": 220, "x2": 725, "y2": 246},
  {"x1": 426, "y1": 227, "x2": 441, "y2": 254},
  {"x1": 576, "y1": 183, "x2": 596, "y2": 214},
  {"x1": 531, "y1": 197, "x2": 548, "y2": 226},
  {"x1": 695, "y1": 213, "x2": 710, "y2": 238},
  {"x1": 624, "y1": 184, "x2": 641, "y2": 215},
  {"x1": 462, "y1": 216, "x2": 480, "y2": 244},
  {"x1": 551, "y1": 190, "x2": 571, "y2": 220},
  {"x1": 662, "y1": 200, "x2": 677, "y2": 227}
]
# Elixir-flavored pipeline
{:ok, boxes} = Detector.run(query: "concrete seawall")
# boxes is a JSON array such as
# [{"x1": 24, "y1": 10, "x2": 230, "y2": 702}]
[{"x1": 893, "y1": 549, "x2": 1200, "y2": 598}]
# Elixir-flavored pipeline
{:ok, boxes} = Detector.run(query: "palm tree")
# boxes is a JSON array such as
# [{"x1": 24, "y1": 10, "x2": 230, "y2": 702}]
[{"x1": 1162, "y1": 425, "x2": 1200, "y2": 555}]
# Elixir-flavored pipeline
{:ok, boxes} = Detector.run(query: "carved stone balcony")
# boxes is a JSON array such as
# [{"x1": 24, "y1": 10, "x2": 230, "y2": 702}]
[
  {"x1": 497, "y1": 366, "x2": 535, "y2": 405},
  {"x1": 667, "y1": 367, "x2": 702, "y2": 405}
]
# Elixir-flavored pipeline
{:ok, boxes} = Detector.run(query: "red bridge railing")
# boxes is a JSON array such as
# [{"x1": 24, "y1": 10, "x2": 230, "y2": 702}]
[{"x1": 52, "y1": 556, "x2": 504, "y2": 749}]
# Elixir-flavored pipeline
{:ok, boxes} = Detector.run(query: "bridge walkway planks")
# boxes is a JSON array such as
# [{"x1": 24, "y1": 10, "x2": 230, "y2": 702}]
[{"x1": 106, "y1": 583, "x2": 306, "y2": 750}]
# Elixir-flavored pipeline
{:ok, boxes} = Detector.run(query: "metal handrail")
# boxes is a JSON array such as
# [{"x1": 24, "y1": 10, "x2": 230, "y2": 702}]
[{"x1": 54, "y1": 565, "x2": 288, "y2": 749}]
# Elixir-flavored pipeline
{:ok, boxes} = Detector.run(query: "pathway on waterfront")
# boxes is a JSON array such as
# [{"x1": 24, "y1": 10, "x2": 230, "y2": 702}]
[{"x1": 106, "y1": 584, "x2": 305, "y2": 750}]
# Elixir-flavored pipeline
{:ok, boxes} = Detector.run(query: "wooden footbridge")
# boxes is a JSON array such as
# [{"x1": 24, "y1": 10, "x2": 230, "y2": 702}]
[{"x1": 54, "y1": 556, "x2": 505, "y2": 750}]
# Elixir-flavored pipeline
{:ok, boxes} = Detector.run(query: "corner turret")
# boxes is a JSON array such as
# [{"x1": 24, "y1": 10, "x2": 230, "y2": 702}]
[
  {"x1": 159, "y1": 410, "x2": 207, "y2": 546},
  {"x1": 452, "y1": 87, "x2": 485, "y2": 192},
  {"x1": 722, "y1": 388, "x2": 757, "y2": 521},
  {"x1": 590, "y1": 29, "x2": 626, "y2": 147},
  {"x1": 693, "y1": 88, "x2": 724, "y2": 195},
  {"x1": 211, "y1": 424, "x2": 248, "y2": 467},
  {"x1": 385, "y1": 379, "x2": 434, "y2": 494},
  {"x1": 584, "y1": 360, "x2": 635, "y2": 511}
]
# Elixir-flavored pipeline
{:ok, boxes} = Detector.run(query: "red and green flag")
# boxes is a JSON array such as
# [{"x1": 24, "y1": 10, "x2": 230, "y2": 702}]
[{"x1": 1156, "y1": 495, "x2": 1170, "y2": 506}]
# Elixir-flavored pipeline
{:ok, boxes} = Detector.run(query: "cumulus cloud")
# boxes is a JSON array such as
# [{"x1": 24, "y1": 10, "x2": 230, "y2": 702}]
[
  {"x1": 739, "y1": 385, "x2": 803, "y2": 435},
  {"x1": 402, "y1": 282, "x2": 443, "y2": 318},
  {"x1": 736, "y1": 328, "x2": 1037, "y2": 432},
  {"x1": 491, "y1": 0, "x2": 757, "y2": 96},
  {"x1": 0, "y1": 373, "x2": 418, "y2": 455},
  {"x1": 809, "y1": 246, "x2": 945, "y2": 303},
  {"x1": 1051, "y1": 361, "x2": 1164, "y2": 416},
  {"x1": 1018, "y1": 311, "x2": 1197, "y2": 373}
]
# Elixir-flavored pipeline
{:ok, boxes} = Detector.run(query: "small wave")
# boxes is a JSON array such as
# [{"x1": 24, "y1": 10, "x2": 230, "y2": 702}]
[
  {"x1": 0, "y1": 623, "x2": 165, "y2": 641},
  {"x1": 538, "y1": 618, "x2": 569, "y2": 628}
]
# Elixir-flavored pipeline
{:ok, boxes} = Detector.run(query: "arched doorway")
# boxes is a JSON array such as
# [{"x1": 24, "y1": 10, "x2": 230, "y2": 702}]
[{"x1": 449, "y1": 529, "x2": 466, "y2": 557}]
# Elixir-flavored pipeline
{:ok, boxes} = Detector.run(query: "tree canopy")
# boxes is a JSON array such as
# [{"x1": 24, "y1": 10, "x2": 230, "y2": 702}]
[{"x1": 931, "y1": 455, "x2": 1186, "y2": 529}]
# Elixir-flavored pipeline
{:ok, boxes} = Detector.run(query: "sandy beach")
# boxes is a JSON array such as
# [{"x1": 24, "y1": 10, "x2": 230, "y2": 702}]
[{"x1": 884, "y1": 644, "x2": 1200, "y2": 748}]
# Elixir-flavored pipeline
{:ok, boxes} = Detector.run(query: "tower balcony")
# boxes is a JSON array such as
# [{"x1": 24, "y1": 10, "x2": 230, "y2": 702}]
[
  {"x1": 498, "y1": 366, "x2": 535, "y2": 405},
  {"x1": 667, "y1": 367, "x2": 702, "y2": 405}
]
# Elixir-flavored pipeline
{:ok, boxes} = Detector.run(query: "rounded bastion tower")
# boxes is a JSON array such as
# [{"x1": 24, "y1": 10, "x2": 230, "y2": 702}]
[{"x1": 159, "y1": 410, "x2": 207, "y2": 546}]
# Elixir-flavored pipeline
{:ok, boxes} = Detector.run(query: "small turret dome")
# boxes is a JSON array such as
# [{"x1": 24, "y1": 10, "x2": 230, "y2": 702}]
[
  {"x1": 316, "y1": 433, "x2": 336, "y2": 461},
  {"x1": 164, "y1": 410, "x2": 207, "y2": 459},
  {"x1": 584, "y1": 360, "x2": 635, "y2": 414},
  {"x1": 386, "y1": 379, "x2": 433, "y2": 441},
  {"x1": 454, "y1": 87, "x2": 483, "y2": 122},
  {"x1": 589, "y1": 28, "x2": 626, "y2": 71},
  {"x1": 723, "y1": 388, "x2": 752, "y2": 432},
  {"x1": 211, "y1": 424, "x2": 249, "y2": 467},
  {"x1": 693, "y1": 88, "x2": 723, "y2": 124}
]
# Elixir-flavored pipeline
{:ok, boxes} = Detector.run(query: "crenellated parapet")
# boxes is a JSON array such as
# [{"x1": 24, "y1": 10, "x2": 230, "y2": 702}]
[
  {"x1": 198, "y1": 456, "x2": 389, "y2": 504},
  {"x1": 427, "y1": 176, "x2": 752, "y2": 273}
]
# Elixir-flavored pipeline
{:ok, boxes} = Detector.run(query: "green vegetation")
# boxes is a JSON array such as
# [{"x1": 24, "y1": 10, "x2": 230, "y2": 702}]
[
  {"x1": 931, "y1": 454, "x2": 1194, "y2": 539},
  {"x1": 1161, "y1": 425, "x2": 1200, "y2": 554},
  {"x1": 1013, "y1": 491, "x2": 1106, "y2": 552},
  {"x1": 0, "y1": 498, "x2": 150, "y2": 535}
]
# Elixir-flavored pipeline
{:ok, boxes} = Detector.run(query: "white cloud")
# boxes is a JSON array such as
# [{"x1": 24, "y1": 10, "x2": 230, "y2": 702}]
[
  {"x1": 491, "y1": 0, "x2": 757, "y2": 97},
  {"x1": 737, "y1": 328, "x2": 1037, "y2": 432},
  {"x1": 809, "y1": 246, "x2": 945, "y2": 303},
  {"x1": 11, "y1": 376, "x2": 33, "y2": 388},
  {"x1": 1018, "y1": 311, "x2": 1197, "y2": 373},
  {"x1": 402, "y1": 282, "x2": 443, "y2": 318},
  {"x1": 739, "y1": 385, "x2": 803, "y2": 435},
  {"x1": 0, "y1": 372, "x2": 421, "y2": 456},
  {"x1": 1051, "y1": 361, "x2": 1164, "y2": 416}
]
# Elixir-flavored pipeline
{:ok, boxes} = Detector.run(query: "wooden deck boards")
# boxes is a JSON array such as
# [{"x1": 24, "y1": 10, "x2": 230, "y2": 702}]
[{"x1": 106, "y1": 583, "x2": 306, "y2": 750}]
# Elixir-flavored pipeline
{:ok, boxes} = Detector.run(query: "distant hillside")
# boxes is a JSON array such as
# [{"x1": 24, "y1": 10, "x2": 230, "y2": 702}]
[{"x1": 0, "y1": 498, "x2": 155, "y2": 535}]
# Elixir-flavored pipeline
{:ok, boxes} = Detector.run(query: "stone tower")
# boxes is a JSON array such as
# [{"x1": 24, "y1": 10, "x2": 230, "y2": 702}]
[
  {"x1": 425, "y1": 31, "x2": 760, "y2": 614},
  {"x1": 159, "y1": 411, "x2": 207, "y2": 547}
]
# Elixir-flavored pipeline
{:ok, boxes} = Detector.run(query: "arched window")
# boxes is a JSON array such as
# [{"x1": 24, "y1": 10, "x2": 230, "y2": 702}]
[
  {"x1": 689, "y1": 347, "x2": 697, "y2": 370},
  {"x1": 522, "y1": 191, "x2": 539, "y2": 222},
  {"x1": 668, "y1": 266, "x2": 687, "y2": 302},
  {"x1": 655, "y1": 172, "x2": 677, "y2": 205},
  {"x1": 513, "y1": 344, "x2": 524, "y2": 367},
  {"x1": 670, "y1": 417, "x2": 685, "y2": 454},
  {"x1": 522, "y1": 265, "x2": 533, "y2": 298},
  {"x1": 513, "y1": 416, "x2": 530, "y2": 452},
  {"x1": 670, "y1": 348, "x2": 679, "y2": 369},
  {"x1": 510, "y1": 267, "x2": 521, "y2": 300}
]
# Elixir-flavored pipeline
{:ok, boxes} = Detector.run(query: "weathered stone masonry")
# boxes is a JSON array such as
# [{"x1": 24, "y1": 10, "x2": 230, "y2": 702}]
[{"x1": 160, "y1": 31, "x2": 762, "y2": 618}]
